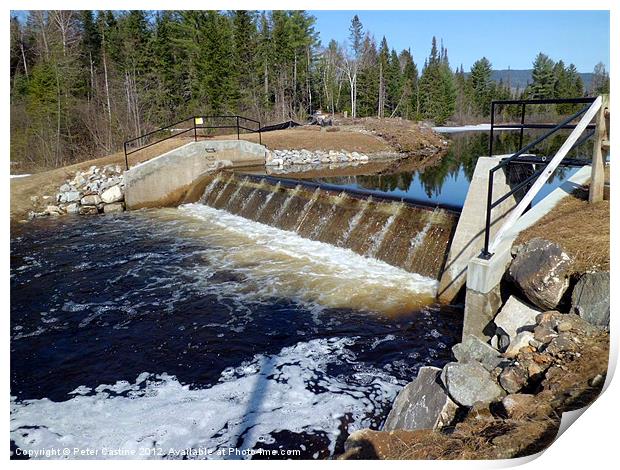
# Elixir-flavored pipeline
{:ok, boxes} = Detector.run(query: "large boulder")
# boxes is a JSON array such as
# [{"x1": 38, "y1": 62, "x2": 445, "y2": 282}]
[
  {"x1": 571, "y1": 272, "x2": 610, "y2": 329},
  {"x1": 440, "y1": 362, "x2": 505, "y2": 407},
  {"x1": 494, "y1": 296, "x2": 541, "y2": 344},
  {"x1": 103, "y1": 202, "x2": 125, "y2": 214},
  {"x1": 81, "y1": 194, "x2": 102, "y2": 206},
  {"x1": 383, "y1": 367, "x2": 458, "y2": 431},
  {"x1": 452, "y1": 334, "x2": 505, "y2": 371},
  {"x1": 507, "y1": 238, "x2": 573, "y2": 310},
  {"x1": 101, "y1": 185, "x2": 124, "y2": 203},
  {"x1": 59, "y1": 191, "x2": 82, "y2": 204}
]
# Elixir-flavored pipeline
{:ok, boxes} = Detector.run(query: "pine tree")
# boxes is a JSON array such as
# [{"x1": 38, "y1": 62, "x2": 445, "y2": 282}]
[
  {"x1": 468, "y1": 57, "x2": 493, "y2": 116},
  {"x1": 356, "y1": 34, "x2": 379, "y2": 117},
  {"x1": 377, "y1": 36, "x2": 389, "y2": 117},
  {"x1": 528, "y1": 52, "x2": 556, "y2": 99},
  {"x1": 349, "y1": 15, "x2": 363, "y2": 59},
  {"x1": 386, "y1": 49, "x2": 402, "y2": 116},
  {"x1": 398, "y1": 48, "x2": 418, "y2": 119},
  {"x1": 232, "y1": 11, "x2": 259, "y2": 114},
  {"x1": 419, "y1": 37, "x2": 456, "y2": 125}
]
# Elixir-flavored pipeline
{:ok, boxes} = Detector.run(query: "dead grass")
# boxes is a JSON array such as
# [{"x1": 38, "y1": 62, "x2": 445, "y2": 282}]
[
  {"x1": 225, "y1": 126, "x2": 393, "y2": 153},
  {"x1": 516, "y1": 188, "x2": 610, "y2": 273}
]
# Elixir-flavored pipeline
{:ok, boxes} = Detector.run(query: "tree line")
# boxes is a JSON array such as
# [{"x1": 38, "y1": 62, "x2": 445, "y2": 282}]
[{"x1": 10, "y1": 11, "x2": 611, "y2": 169}]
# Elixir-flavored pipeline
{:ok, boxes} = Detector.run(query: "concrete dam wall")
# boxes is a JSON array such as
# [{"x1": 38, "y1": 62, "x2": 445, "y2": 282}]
[
  {"x1": 198, "y1": 172, "x2": 459, "y2": 280},
  {"x1": 125, "y1": 140, "x2": 267, "y2": 209}
]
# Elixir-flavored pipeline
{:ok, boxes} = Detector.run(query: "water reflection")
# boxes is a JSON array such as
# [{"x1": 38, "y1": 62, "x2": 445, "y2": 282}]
[{"x1": 313, "y1": 131, "x2": 590, "y2": 209}]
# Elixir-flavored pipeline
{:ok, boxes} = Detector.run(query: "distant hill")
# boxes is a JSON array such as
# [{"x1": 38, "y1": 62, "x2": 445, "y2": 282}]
[{"x1": 487, "y1": 69, "x2": 595, "y2": 92}]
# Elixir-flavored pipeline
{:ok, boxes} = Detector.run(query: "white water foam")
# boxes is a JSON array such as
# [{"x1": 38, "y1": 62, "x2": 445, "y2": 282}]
[
  {"x1": 174, "y1": 203, "x2": 438, "y2": 315},
  {"x1": 11, "y1": 337, "x2": 401, "y2": 460}
]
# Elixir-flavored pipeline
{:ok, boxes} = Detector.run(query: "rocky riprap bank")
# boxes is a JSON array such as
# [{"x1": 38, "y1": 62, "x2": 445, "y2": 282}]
[
  {"x1": 266, "y1": 149, "x2": 371, "y2": 167},
  {"x1": 28, "y1": 164, "x2": 126, "y2": 219},
  {"x1": 343, "y1": 237, "x2": 610, "y2": 460}
]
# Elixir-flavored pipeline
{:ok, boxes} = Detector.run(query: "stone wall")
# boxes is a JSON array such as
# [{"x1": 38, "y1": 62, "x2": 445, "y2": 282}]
[
  {"x1": 29, "y1": 164, "x2": 126, "y2": 218},
  {"x1": 266, "y1": 149, "x2": 370, "y2": 167}
]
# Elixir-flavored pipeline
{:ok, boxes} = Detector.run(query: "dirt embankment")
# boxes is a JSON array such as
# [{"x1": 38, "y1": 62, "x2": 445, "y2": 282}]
[{"x1": 517, "y1": 187, "x2": 610, "y2": 273}]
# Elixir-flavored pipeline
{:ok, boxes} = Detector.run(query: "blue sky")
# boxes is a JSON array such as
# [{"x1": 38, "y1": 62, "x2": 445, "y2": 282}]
[{"x1": 311, "y1": 10, "x2": 610, "y2": 72}]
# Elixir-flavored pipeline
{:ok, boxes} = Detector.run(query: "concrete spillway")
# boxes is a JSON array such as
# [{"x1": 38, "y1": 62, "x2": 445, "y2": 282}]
[{"x1": 199, "y1": 172, "x2": 459, "y2": 280}]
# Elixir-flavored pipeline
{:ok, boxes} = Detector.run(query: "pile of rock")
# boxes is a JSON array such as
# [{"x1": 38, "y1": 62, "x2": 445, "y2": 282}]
[
  {"x1": 266, "y1": 148, "x2": 369, "y2": 167},
  {"x1": 346, "y1": 237, "x2": 609, "y2": 456},
  {"x1": 30, "y1": 164, "x2": 126, "y2": 219}
]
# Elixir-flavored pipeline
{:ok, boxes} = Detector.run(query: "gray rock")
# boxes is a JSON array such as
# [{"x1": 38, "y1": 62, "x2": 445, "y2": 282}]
[
  {"x1": 103, "y1": 202, "x2": 125, "y2": 213},
  {"x1": 59, "y1": 183, "x2": 73, "y2": 193},
  {"x1": 440, "y1": 361, "x2": 505, "y2": 407},
  {"x1": 79, "y1": 205, "x2": 99, "y2": 216},
  {"x1": 383, "y1": 367, "x2": 458, "y2": 431},
  {"x1": 65, "y1": 203, "x2": 80, "y2": 214},
  {"x1": 494, "y1": 296, "x2": 541, "y2": 344},
  {"x1": 60, "y1": 191, "x2": 82, "y2": 204},
  {"x1": 101, "y1": 185, "x2": 124, "y2": 203},
  {"x1": 498, "y1": 333, "x2": 511, "y2": 352},
  {"x1": 571, "y1": 272, "x2": 610, "y2": 329},
  {"x1": 504, "y1": 331, "x2": 535, "y2": 359},
  {"x1": 73, "y1": 174, "x2": 87, "y2": 188},
  {"x1": 452, "y1": 334, "x2": 504, "y2": 371},
  {"x1": 81, "y1": 194, "x2": 102, "y2": 206},
  {"x1": 507, "y1": 238, "x2": 573, "y2": 310}
]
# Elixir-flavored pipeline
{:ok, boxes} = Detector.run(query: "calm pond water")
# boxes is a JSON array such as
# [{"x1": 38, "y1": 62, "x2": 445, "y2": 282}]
[
  {"x1": 11, "y1": 206, "x2": 461, "y2": 460},
  {"x1": 308, "y1": 130, "x2": 589, "y2": 209}
]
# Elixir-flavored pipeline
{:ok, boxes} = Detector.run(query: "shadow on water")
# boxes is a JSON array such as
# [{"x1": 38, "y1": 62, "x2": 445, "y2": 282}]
[{"x1": 230, "y1": 356, "x2": 273, "y2": 459}]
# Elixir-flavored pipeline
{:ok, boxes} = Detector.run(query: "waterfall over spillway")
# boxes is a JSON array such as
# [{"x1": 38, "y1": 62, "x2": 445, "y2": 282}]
[{"x1": 199, "y1": 172, "x2": 459, "y2": 280}]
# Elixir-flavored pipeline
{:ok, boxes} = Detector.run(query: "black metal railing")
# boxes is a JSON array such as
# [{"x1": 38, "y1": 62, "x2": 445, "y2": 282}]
[
  {"x1": 123, "y1": 115, "x2": 262, "y2": 170},
  {"x1": 481, "y1": 97, "x2": 597, "y2": 259}
]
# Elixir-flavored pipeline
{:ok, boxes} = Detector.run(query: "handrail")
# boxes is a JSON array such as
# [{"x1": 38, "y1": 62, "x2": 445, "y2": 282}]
[
  {"x1": 480, "y1": 96, "x2": 602, "y2": 258},
  {"x1": 489, "y1": 97, "x2": 596, "y2": 155},
  {"x1": 123, "y1": 115, "x2": 262, "y2": 170}
]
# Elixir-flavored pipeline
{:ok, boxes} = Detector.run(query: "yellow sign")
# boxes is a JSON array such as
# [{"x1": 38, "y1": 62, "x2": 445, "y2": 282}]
[{"x1": 195, "y1": 117, "x2": 204, "y2": 125}]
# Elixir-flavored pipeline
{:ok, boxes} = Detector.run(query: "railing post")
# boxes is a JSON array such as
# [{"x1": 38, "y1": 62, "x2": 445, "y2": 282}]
[
  {"x1": 236, "y1": 116, "x2": 240, "y2": 140},
  {"x1": 589, "y1": 94, "x2": 609, "y2": 203},
  {"x1": 489, "y1": 102, "x2": 495, "y2": 157},
  {"x1": 194, "y1": 117, "x2": 198, "y2": 142},
  {"x1": 519, "y1": 103, "x2": 526, "y2": 149},
  {"x1": 480, "y1": 169, "x2": 494, "y2": 259},
  {"x1": 258, "y1": 122, "x2": 262, "y2": 146},
  {"x1": 124, "y1": 142, "x2": 129, "y2": 171}
]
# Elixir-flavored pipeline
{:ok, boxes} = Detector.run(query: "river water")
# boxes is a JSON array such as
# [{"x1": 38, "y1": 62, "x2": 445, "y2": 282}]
[{"x1": 10, "y1": 205, "x2": 460, "y2": 460}]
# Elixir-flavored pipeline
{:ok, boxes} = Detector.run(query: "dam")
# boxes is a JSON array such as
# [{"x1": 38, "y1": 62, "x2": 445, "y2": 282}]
[{"x1": 198, "y1": 172, "x2": 458, "y2": 280}]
